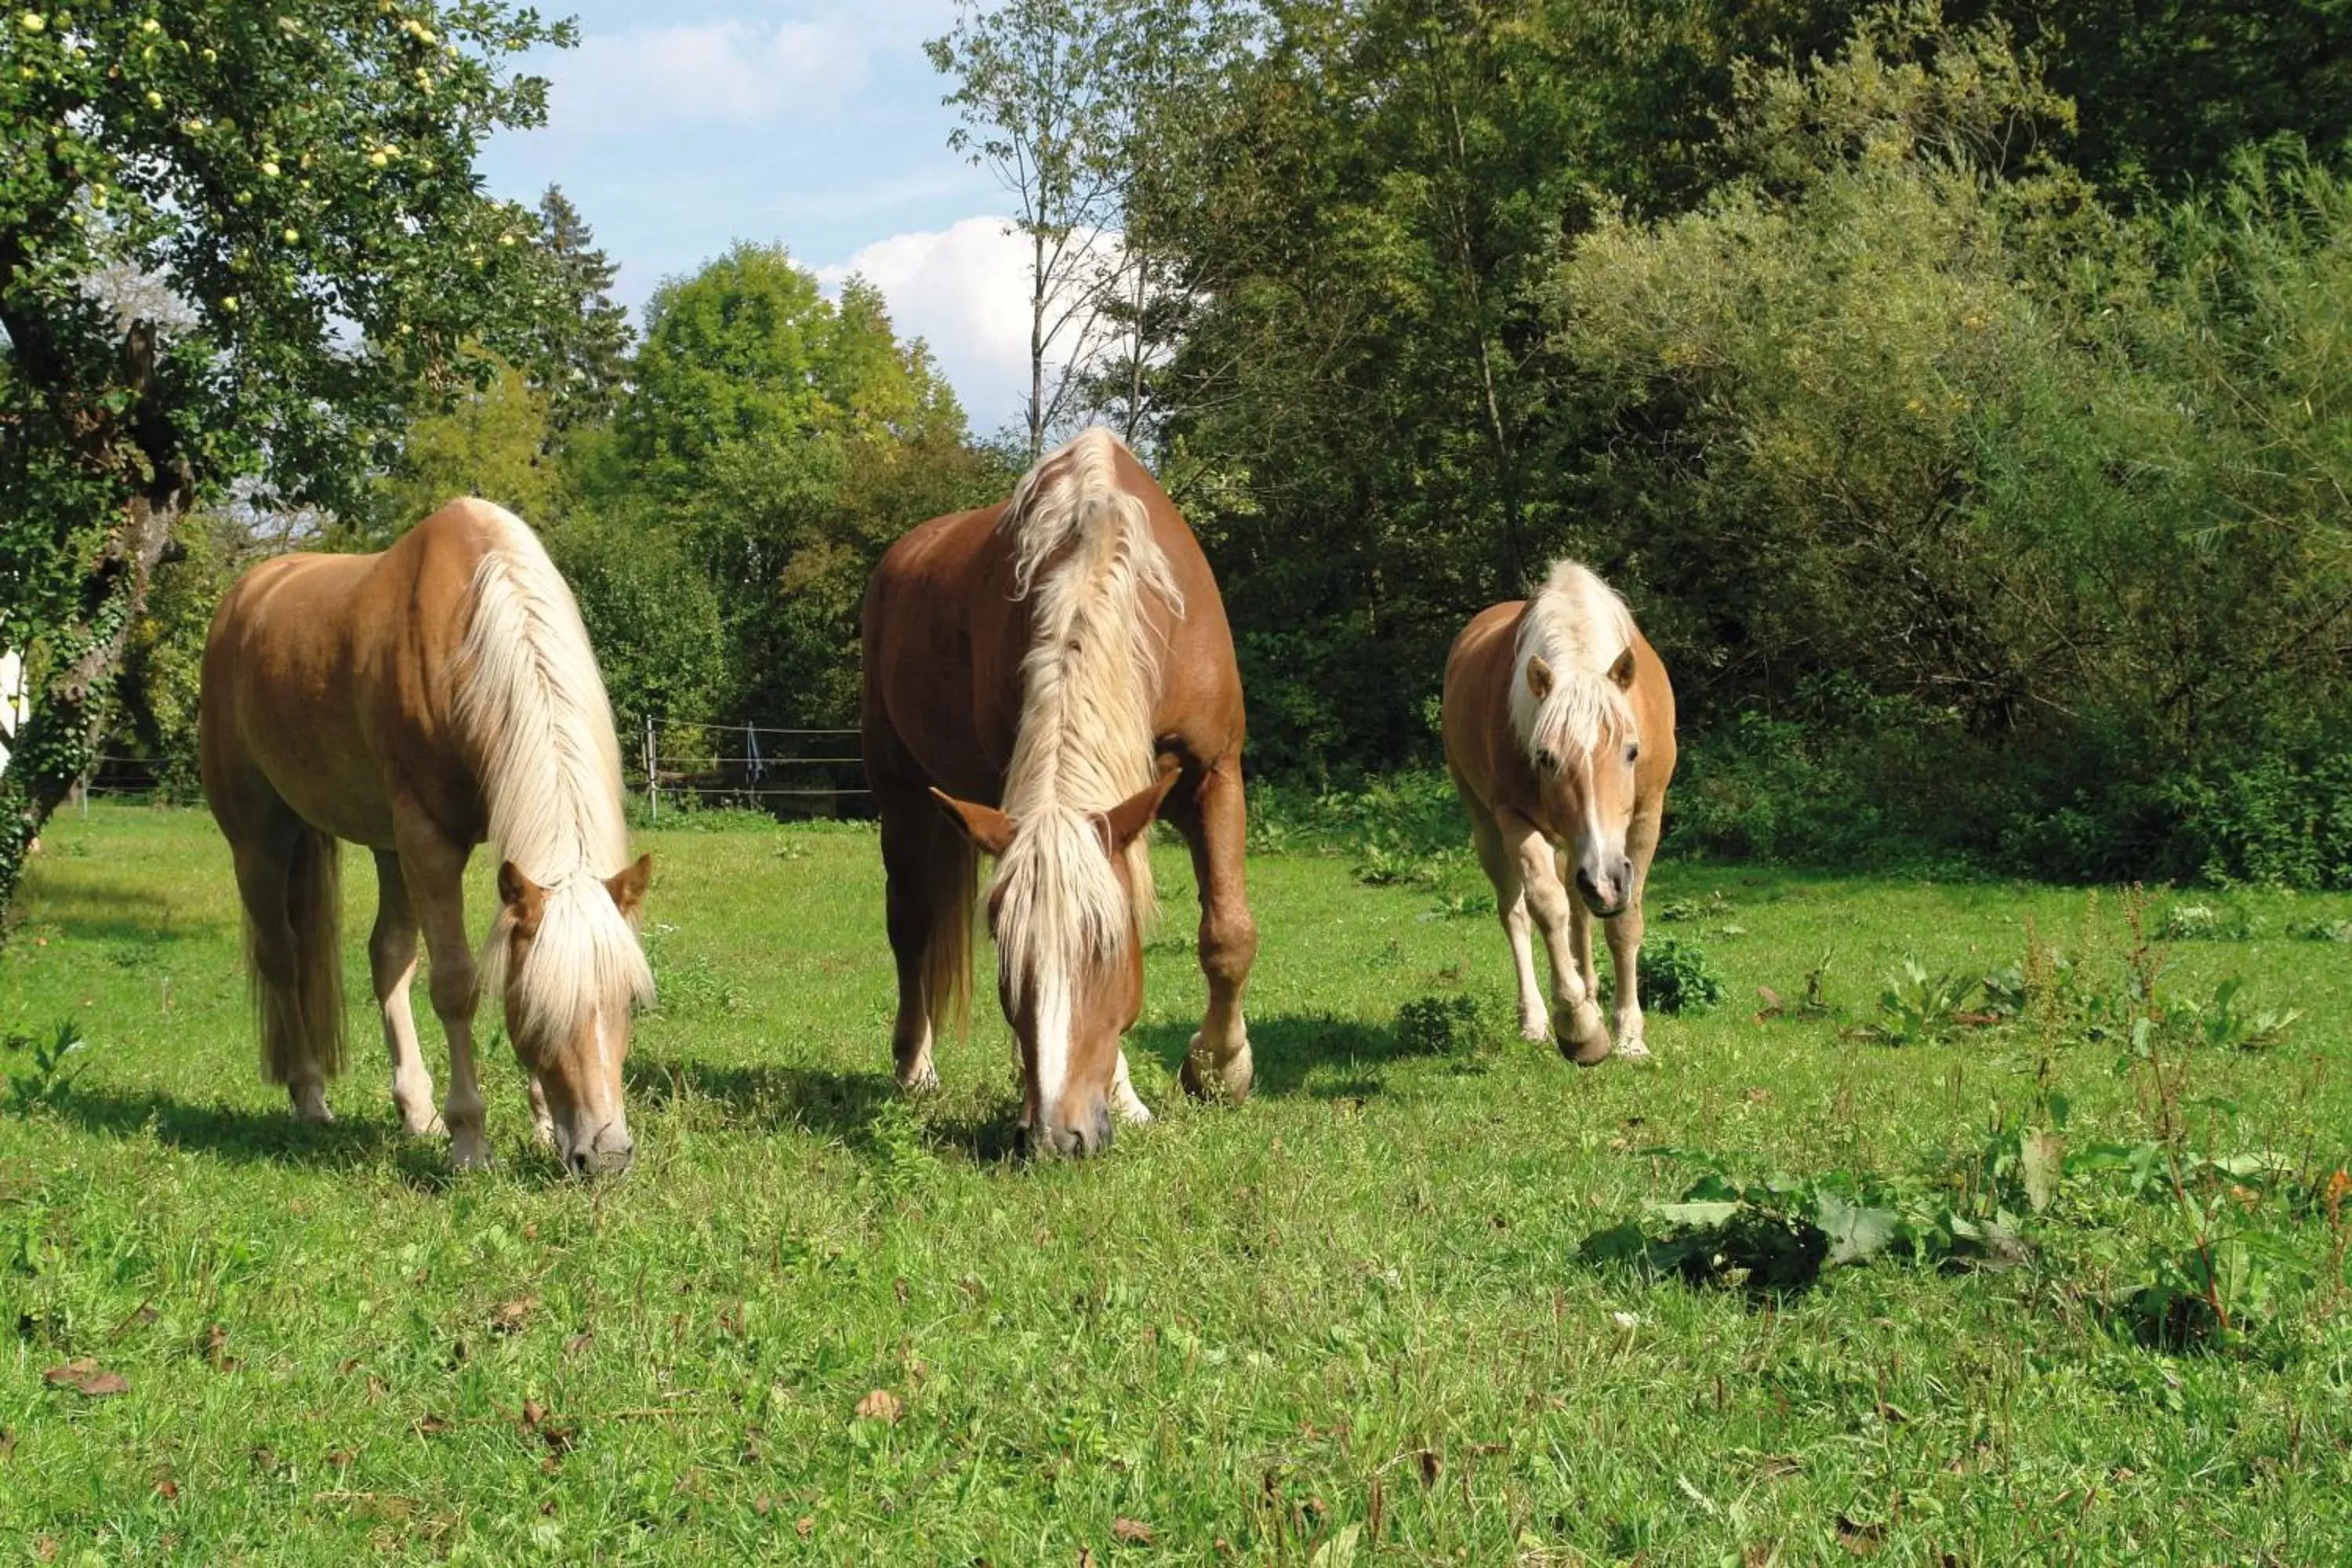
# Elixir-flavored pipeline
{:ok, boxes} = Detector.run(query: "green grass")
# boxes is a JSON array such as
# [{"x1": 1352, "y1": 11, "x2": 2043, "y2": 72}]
[{"x1": 4, "y1": 804, "x2": 2350, "y2": 1563}]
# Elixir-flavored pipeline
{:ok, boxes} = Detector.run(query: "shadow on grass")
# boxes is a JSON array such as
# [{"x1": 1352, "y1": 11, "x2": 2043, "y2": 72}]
[
  {"x1": 1130, "y1": 1011, "x2": 1418, "y2": 1099},
  {"x1": 625, "y1": 1055, "x2": 1028, "y2": 1164},
  {"x1": 16, "y1": 876, "x2": 228, "y2": 949},
  {"x1": 38, "y1": 1083, "x2": 449, "y2": 1181}
]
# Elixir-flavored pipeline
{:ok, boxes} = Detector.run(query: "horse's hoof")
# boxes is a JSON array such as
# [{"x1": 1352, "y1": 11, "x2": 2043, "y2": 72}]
[
  {"x1": 446, "y1": 1134, "x2": 494, "y2": 1171},
  {"x1": 289, "y1": 1085, "x2": 334, "y2": 1123},
  {"x1": 1562, "y1": 1029, "x2": 1614, "y2": 1068},
  {"x1": 896, "y1": 1061, "x2": 940, "y2": 1097},
  {"x1": 1613, "y1": 1037, "x2": 1654, "y2": 1063},
  {"x1": 394, "y1": 1088, "x2": 444, "y2": 1138},
  {"x1": 1519, "y1": 1017, "x2": 1550, "y2": 1044},
  {"x1": 1181, "y1": 1033, "x2": 1254, "y2": 1104}
]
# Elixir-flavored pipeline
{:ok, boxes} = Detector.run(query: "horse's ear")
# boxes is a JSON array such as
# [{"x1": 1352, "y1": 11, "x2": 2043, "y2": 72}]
[
  {"x1": 1608, "y1": 647, "x2": 1638, "y2": 690},
  {"x1": 1526, "y1": 656, "x2": 1555, "y2": 702},
  {"x1": 931, "y1": 788, "x2": 1017, "y2": 856},
  {"x1": 605, "y1": 853, "x2": 653, "y2": 920},
  {"x1": 1100, "y1": 763, "x2": 1182, "y2": 854},
  {"x1": 499, "y1": 861, "x2": 549, "y2": 938}
]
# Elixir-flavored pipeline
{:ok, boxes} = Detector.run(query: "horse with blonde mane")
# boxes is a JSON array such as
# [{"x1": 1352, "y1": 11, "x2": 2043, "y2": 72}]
[
  {"x1": 1443, "y1": 560, "x2": 1676, "y2": 1063},
  {"x1": 200, "y1": 499, "x2": 654, "y2": 1173},
  {"x1": 862, "y1": 427, "x2": 1258, "y2": 1157}
]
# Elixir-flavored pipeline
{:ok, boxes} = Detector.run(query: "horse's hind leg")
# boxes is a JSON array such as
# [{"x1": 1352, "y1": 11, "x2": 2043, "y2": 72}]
[
  {"x1": 880, "y1": 789, "x2": 950, "y2": 1094},
  {"x1": 230, "y1": 829, "x2": 334, "y2": 1123},
  {"x1": 397, "y1": 818, "x2": 490, "y2": 1169},
  {"x1": 1174, "y1": 756, "x2": 1258, "y2": 1104},
  {"x1": 368, "y1": 850, "x2": 442, "y2": 1136}
]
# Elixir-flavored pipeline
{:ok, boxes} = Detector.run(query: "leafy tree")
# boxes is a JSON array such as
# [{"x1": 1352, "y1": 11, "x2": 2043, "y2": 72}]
[
  {"x1": 1972, "y1": 0, "x2": 2352, "y2": 198},
  {"x1": 115, "y1": 510, "x2": 260, "y2": 800},
  {"x1": 927, "y1": 0, "x2": 1250, "y2": 456},
  {"x1": 544, "y1": 510, "x2": 728, "y2": 737},
  {"x1": 0, "y1": 0, "x2": 572, "y2": 926},
  {"x1": 588, "y1": 245, "x2": 995, "y2": 733},
  {"x1": 360, "y1": 358, "x2": 561, "y2": 545}
]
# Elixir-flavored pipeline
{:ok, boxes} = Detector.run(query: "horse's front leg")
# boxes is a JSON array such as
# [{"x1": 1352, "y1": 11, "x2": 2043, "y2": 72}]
[
  {"x1": 368, "y1": 850, "x2": 442, "y2": 1137},
  {"x1": 396, "y1": 818, "x2": 492, "y2": 1169},
  {"x1": 1174, "y1": 756, "x2": 1258, "y2": 1105},
  {"x1": 1468, "y1": 802, "x2": 1546, "y2": 1040},
  {"x1": 1607, "y1": 808, "x2": 1663, "y2": 1062},
  {"x1": 1504, "y1": 815, "x2": 1609, "y2": 1064}
]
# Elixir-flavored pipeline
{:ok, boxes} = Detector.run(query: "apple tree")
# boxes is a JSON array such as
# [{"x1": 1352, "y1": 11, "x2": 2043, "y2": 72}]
[{"x1": 0, "y1": 0, "x2": 574, "y2": 927}]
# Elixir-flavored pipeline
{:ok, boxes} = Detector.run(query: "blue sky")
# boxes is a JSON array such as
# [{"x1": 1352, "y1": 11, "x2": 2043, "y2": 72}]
[{"x1": 477, "y1": 0, "x2": 1037, "y2": 433}]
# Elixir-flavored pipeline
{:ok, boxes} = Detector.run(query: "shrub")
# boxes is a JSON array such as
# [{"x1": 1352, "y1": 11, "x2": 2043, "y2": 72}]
[
  {"x1": 1393, "y1": 993, "x2": 1507, "y2": 1057},
  {"x1": 1638, "y1": 936, "x2": 1722, "y2": 1015}
]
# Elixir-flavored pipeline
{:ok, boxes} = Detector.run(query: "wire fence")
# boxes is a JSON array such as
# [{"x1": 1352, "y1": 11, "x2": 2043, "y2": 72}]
[
  {"x1": 60, "y1": 721, "x2": 877, "y2": 821},
  {"x1": 76, "y1": 755, "x2": 167, "y2": 804},
  {"x1": 630, "y1": 717, "x2": 866, "y2": 818}
]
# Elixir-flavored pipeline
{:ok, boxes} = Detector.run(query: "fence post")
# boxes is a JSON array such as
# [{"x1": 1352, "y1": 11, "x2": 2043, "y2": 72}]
[{"x1": 644, "y1": 716, "x2": 658, "y2": 820}]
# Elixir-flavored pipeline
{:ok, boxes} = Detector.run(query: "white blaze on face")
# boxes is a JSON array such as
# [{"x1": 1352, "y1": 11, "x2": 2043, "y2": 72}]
[{"x1": 1025, "y1": 958, "x2": 1074, "y2": 1131}]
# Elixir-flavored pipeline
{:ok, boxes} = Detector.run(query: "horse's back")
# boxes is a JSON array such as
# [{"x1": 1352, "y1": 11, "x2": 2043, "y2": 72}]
[
  {"x1": 864, "y1": 440, "x2": 1244, "y2": 800},
  {"x1": 202, "y1": 498, "x2": 517, "y2": 848}
]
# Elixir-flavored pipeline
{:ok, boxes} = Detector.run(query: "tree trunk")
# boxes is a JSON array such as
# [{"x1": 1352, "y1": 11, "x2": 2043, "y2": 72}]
[
  {"x1": 0, "y1": 490, "x2": 184, "y2": 938},
  {"x1": 1029, "y1": 227, "x2": 1049, "y2": 463}
]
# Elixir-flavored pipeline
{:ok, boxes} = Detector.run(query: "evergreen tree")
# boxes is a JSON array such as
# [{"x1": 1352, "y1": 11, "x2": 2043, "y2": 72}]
[{"x1": 532, "y1": 185, "x2": 634, "y2": 431}]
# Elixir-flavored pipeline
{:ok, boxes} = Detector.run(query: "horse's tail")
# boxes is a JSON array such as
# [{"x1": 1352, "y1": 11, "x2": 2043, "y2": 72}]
[
  {"x1": 252, "y1": 825, "x2": 347, "y2": 1086},
  {"x1": 922, "y1": 811, "x2": 978, "y2": 1046}
]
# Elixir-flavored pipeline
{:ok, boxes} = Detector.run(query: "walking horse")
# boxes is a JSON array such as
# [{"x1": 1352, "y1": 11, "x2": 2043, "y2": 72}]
[
  {"x1": 201, "y1": 499, "x2": 653, "y2": 1172},
  {"x1": 862, "y1": 428, "x2": 1258, "y2": 1156},
  {"x1": 1443, "y1": 560, "x2": 1676, "y2": 1063}
]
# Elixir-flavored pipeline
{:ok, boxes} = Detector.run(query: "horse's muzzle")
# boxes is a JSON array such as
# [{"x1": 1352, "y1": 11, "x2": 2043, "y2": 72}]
[
  {"x1": 565, "y1": 1124, "x2": 635, "y2": 1177},
  {"x1": 1018, "y1": 1105, "x2": 1115, "y2": 1160},
  {"x1": 1575, "y1": 860, "x2": 1635, "y2": 919}
]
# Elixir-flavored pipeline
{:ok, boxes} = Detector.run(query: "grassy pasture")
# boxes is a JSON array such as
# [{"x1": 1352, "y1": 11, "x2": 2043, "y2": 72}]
[{"x1": 2, "y1": 804, "x2": 2349, "y2": 1563}]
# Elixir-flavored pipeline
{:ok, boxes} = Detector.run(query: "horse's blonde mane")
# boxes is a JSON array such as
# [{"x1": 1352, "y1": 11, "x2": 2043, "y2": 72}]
[
  {"x1": 992, "y1": 428, "x2": 1184, "y2": 1018},
  {"x1": 1510, "y1": 558, "x2": 1638, "y2": 764},
  {"x1": 450, "y1": 502, "x2": 653, "y2": 1052}
]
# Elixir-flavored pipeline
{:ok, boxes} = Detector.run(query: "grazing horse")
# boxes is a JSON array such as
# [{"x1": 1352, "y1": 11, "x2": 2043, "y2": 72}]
[
  {"x1": 862, "y1": 427, "x2": 1258, "y2": 1157},
  {"x1": 1443, "y1": 560, "x2": 1676, "y2": 1064},
  {"x1": 200, "y1": 499, "x2": 654, "y2": 1172}
]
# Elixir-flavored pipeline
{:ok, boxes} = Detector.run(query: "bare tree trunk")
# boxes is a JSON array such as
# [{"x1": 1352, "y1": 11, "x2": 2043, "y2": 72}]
[
  {"x1": 1123, "y1": 249, "x2": 1149, "y2": 446},
  {"x1": 1029, "y1": 228, "x2": 1049, "y2": 463}
]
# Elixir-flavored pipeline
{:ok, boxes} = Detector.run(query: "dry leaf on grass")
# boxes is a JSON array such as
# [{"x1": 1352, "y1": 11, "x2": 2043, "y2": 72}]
[
  {"x1": 1112, "y1": 1517, "x2": 1156, "y2": 1544},
  {"x1": 1836, "y1": 1515, "x2": 1887, "y2": 1556},
  {"x1": 491, "y1": 1295, "x2": 539, "y2": 1334},
  {"x1": 855, "y1": 1388, "x2": 902, "y2": 1424},
  {"x1": 43, "y1": 1359, "x2": 128, "y2": 1397}
]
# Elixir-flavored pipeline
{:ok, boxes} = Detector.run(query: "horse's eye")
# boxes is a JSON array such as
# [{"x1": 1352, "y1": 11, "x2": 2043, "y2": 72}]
[
  {"x1": 1539, "y1": 750, "x2": 1559, "y2": 772},
  {"x1": 1628, "y1": 743, "x2": 1640, "y2": 764}
]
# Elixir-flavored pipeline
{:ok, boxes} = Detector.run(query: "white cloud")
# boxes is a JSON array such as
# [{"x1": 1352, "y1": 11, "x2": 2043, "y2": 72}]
[
  {"x1": 546, "y1": 17, "x2": 877, "y2": 133},
  {"x1": 823, "y1": 216, "x2": 1129, "y2": 435}
]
